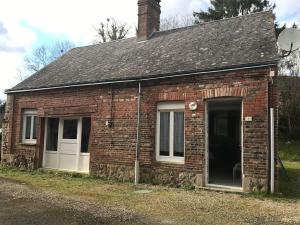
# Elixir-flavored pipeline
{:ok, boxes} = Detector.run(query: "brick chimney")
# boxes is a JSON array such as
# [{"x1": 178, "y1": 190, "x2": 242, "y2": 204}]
[{"x1": 137, "y1": 0, "x2": 161, "y2": 41}]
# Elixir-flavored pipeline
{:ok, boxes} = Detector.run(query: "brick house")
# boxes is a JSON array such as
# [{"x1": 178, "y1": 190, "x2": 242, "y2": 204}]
[{"x1": 1, "y1": 0, "x2": 279, "y2": 192}]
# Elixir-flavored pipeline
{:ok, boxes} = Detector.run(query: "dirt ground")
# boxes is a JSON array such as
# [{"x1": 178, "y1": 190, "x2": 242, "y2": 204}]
[
  {"x1": 0, "y1": 178, "x2": 157, "y2": 225},
  {"x1": 0, "y1": 193, "x2": 107, "y2": 225},
  {"x1": 0, "y1": 177, "x2": 299, "y2": 225}
]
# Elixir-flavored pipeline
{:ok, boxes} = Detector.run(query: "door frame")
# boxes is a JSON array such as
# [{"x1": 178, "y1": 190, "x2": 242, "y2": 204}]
[
  {"x1": 42, "y1": 117, "x2": 89, "y2": 173},
  {"x1": 205, "y1": 98, "x2": 244, "y2": 189}
]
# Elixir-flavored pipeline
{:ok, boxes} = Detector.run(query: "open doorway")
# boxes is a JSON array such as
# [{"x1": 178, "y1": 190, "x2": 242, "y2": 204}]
[{"x1": 207, "y1": 99, "x2": 242, "y2": 187}]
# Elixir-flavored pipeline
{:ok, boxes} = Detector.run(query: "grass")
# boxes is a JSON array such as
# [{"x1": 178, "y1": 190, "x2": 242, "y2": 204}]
[
  {"x1": 0, "y1": 166, "x2": 139, "y2": 204},
  {"x1": 279, "y1": 140, "x2": 300, "y2": 161},
  {"x1": 279, "y1": 161, "x2": 300, "y2": 198},
  {"x1": 278, "y1": 139, "x2": 300, "y2": 198}
]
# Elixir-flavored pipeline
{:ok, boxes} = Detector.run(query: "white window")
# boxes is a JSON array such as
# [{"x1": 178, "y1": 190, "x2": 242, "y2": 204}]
[
  {"x1": 22, "y1": 109, "x2": 38, "y2": 144},
  {"x1": 156, "y1": 102, "x2": 185, "y2": 163}
]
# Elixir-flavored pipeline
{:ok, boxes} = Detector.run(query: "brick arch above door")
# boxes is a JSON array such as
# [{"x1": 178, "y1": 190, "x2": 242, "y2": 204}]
[{"x1": 199, "y1": 87, "x2": 248, "y2": 100}]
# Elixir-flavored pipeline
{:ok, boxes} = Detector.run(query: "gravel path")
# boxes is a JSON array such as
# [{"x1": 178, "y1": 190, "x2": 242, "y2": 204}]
[
  {"x1": 0, "y1": 177, "x2": 299, "y2": 225},
  {"x1": 0, "y1": 178, "x2": 155, "y2": 225}
]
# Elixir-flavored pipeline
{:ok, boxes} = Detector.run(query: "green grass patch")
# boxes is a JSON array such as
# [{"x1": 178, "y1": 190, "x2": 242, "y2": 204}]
[
  {"x1": 279, "y1": 161, "x2": 300, "y2": 198},
  {"x1": 0, "y1": 165, "x2": 139, "y2": 203},
  {"x1": 279, "y1": 140, "x2": 300, "y2": 161}
]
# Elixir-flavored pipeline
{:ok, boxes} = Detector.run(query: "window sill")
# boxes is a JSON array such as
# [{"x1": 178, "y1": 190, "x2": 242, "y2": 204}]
[
  {"x1": 156, "y1": 157, "x2": 185, "y2": 165},
  {"x1": 20, "y1": 142, "x2": 37, "y2": 146},
  {"x1": 45, "y1": 150, "x2": 58, "y2": 153},
  {"x1": 80, "y1": 152, "x2": 90, "y2": 156}
]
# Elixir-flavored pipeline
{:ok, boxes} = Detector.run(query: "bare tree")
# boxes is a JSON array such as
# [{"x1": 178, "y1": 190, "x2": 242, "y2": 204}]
[
  {"x1": 278, "y1": 48, "x2": 300, "y2": 139},
  {"x1": 95, "y1": 18, "x2": 130, "y2": 43},
  {"x1": 24, "y1": 40, "x2": 75, "y2": 74},
  {"x1": 24, "y1": 45, "x2": 49, "y2": 73},
  {"x1": 160, "y1": 15, "x2": 194, "y2": 31}
]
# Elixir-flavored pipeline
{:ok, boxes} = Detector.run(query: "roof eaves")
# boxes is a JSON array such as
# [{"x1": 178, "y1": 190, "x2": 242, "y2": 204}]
[{"x1": 5, "y1": 60, "x2": 279, "y2": 94}]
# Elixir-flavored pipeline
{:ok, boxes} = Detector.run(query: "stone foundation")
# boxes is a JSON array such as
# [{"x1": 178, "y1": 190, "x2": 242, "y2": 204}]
[
  {"x1": 243, "y1": 176, "x2": 268, "y2": 192},
  {"x1": 1, "y1": 154, "x2": 270, "y2": 192},
  {"x1": 140, "y1": 166, "x2": 203, "y2": 187},
  {"x1": 1, "y1": 154, "x2": 14, "y2": 164},
  {"x1": 91, "y1": 163, "x2": 135, "y2": 182},
  {"x1": 91, "y1": 163, "x2": 203, "y2": 187},
  {"x1": 1, "y1": 153, "x2": 35, "y2": 170}
]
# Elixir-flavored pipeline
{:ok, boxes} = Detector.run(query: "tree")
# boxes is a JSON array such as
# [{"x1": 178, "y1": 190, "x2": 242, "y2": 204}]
[
  {"x1": 23, "y1": 40, "x2": 75, "y2": 74},
  {"x1": 278, "y1": 47, "x2": 300, "y2": 139},
  {"x1": 0, "y1": 100, "x2": 5, "y2": 128},
  {"x1": 95, "y1": 18, "x2": 130, "y2": 43},
  {"x1": 275, "y1": 23, "x2": 286, "y2": 39},
  {"x1": 160, "y1": 15, "x2": 194, "y2": 31},
  {"x1": 193, "y1": 0, "x2": 275, "y2": 23}
]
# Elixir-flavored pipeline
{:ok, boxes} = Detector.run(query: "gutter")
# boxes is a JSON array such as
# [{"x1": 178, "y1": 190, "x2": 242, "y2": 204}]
[{"x1": 5, "y1": 61, "x2": 278, "y2": 94}]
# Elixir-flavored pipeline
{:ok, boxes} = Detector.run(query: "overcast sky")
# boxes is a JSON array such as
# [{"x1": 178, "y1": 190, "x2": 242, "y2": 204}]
[{"x1": 0, "y1": 0, "x2": 299, "y2": 100}]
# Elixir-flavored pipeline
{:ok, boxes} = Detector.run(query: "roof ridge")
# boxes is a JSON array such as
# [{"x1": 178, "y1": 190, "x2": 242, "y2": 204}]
[
  {"x1": 153, "y1": 10, "x2": 273, "y2": 36},
  {"x1": 197, "y1": 10, "x2": 273, "y2": 25},
  {"x1": 76, "y1": 36, "x2": 136, "y2": 49},
  {"x1": 76, "y1": 11, "x2": 273, "y2": 48}
]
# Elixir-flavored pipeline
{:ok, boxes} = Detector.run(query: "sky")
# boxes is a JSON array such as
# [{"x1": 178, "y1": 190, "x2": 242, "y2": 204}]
[{"x1": 0, "y1": 0, "x2": 299, "y2": 100}]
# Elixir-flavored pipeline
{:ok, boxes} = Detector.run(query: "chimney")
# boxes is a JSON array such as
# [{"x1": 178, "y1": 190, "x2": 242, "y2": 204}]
[{"x1": 137, "y1": 0, "x2": 161, "y2": 41}]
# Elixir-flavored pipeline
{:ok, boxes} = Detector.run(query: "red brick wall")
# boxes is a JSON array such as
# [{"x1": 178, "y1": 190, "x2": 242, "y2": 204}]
[{"x1": 2, "y1": 66, "x2": 278, "y2": 191}]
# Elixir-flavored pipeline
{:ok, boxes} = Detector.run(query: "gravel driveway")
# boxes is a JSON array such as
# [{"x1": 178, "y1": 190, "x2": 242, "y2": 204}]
[
  {"x1": 0, "y1": 177, "x2": 299, "y2": 225},
  {"x1": 0, "y1": 178, "x2": 153, "y2": 225}
]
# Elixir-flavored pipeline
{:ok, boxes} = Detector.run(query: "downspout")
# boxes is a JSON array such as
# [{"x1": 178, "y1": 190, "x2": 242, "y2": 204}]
[
  {"x1": 267, "y1": 79, "x2": 271, "y2": 193},
  {"x1": 268, "y1": 69, "x2": 275, "y2": 193},
  {"x1": 135, "y1": 81, "x2": 141, "y2": 185},
  {"x1": 270, "y1": 107, "x2": 275, "y2": 193}
]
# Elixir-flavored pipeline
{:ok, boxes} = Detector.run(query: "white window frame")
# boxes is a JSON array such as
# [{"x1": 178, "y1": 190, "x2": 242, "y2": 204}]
[
  {"x1": 22, "y1": 109, "x2": 37, "y2": 144},
  {"x1": 156, "y1": 102, "x2": 185, "y2": 164}
]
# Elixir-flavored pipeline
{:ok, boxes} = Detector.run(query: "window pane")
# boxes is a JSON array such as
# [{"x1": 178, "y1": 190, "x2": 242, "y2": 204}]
[
  {"x1": 174, "y1": 112, "x2": 184, "y2": 157},
  {"x1": 160, "y1": 112, "x2": 170, "y2": 156},
  {"x1": 63, "y1": 119, "x2": 78, "y2": 139},
  {"x1": 25, "y1": 116, "x2": 31, "y2": 139},
  {"x1": 32, "y1": 116, "x2": 38, "y2": 139},
  {"x1": 81, "y1": 117, "x2": 91, "y2": 153},
  {"x1": 46, "y1": 118, "x2": 59, "y2": 151}
]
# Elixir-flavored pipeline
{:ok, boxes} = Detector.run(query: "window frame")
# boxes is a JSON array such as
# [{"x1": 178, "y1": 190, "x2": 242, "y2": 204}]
[
  {"x1": 22, "y1": 109, "x2": 38, "y2": 144},
  {"x1": 156, "y1": 102, "x2": 185, "y2": 164},
  {"x1": 62, "y1": 119, "x2": 79, "y2": 140}
]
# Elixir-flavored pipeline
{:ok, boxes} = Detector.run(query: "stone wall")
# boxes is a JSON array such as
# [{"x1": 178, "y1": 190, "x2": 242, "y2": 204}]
[
  {"x1": 140, "y1": 166, "x2": 203, "y2": 187},
  {"x1": 91, "y1": 163, "x2": 135, "y2": 182},
  {"x1": 90, "y1": 162, "x2": 203, "y2": 187},
  {"x1": 1, "y1": 67, "x2": 278, "y2": 191},
  {"x1": 1, "y1": 95, "x2": 14, "y2": 163}
]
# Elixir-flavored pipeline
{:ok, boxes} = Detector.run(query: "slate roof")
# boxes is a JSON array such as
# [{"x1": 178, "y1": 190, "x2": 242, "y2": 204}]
[{"x1": 8, "y1": 11, "x2": 279, "y2": 92}]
